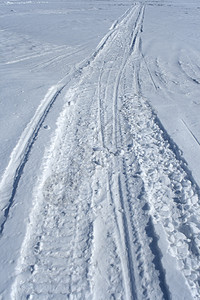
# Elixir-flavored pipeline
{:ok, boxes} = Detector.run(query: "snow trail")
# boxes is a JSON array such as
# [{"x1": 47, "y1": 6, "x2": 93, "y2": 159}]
[
  {"x1": 0, "y1": 6, "x2": 132, "y2": 237},
  {"x1": 9, "y1": 3, "x2": 200, "y2": 300}
]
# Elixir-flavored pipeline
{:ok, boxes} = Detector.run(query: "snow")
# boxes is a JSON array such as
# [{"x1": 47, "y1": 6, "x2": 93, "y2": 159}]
[
  {"x1": 0, "y1": 0, "x2": 200, "y2": 299},
  {"x1": 141, "y1": 0, "x2": 200, "y2": 186}
]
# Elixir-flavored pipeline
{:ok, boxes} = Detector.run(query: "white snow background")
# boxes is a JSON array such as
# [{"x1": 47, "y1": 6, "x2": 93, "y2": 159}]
[{"x1": 0, "y1": 0, "x2": 200, "y2": 299}]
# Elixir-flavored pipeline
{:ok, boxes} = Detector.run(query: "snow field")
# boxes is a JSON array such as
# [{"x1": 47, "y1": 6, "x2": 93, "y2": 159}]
[{"x1": 0, "y1": 1, "x2": 200, "y2": 299}]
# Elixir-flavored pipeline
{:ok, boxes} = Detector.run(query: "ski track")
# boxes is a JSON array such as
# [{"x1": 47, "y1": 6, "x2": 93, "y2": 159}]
[{"x1": 4, "y1": 2, "x2": 200, "y2": 300}]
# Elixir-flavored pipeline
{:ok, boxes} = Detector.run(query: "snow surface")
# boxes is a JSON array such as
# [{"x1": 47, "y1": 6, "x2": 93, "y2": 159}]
[{"x1": 0, "y1": 0, "x2": 200, "y2": 299}]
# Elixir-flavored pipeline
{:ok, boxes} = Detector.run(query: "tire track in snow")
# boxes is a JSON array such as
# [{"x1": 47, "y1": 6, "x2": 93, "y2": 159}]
[
  {"x1": 85, "y1": 6, "x2": 149, "y2": 298},
  {"x1": 121, "y1": 38, "x2": 200, "y2": 299},
  {"x1": 97, "y1": 61, "x2": 108, "y2": 149},
  {"x1": 9, "y1": 2, "x2": 200, "y2": 299},
  {"x1": 111, "y1": 50, "x2": 170, "y2": 300},
  {"x1": 108, "y1": 5, "x2": 152, "y2": 299},
  {"x1": 11, "y1": 84, "x2": 98, "y2": 299},
  {"x1": 91, "y1": 4, "x2": 166, "y2": 299},
  {"x1": 108, "y1": 4, "x2": 199, "y2": 297},
  {"x1": 112, "y1": 5, "x2": 145, "y2": 150},
  {"x1": 10, "y1": 5, "x2": 147, "y2": 299},
  {"x1": 122, "y1": 91, "x2": 200, "y2": 299}
]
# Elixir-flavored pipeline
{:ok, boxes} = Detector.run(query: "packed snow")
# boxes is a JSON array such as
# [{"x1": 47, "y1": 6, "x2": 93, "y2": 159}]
[{"x1": 0, "y1": 0, "x2": 200, "y2": 299}]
